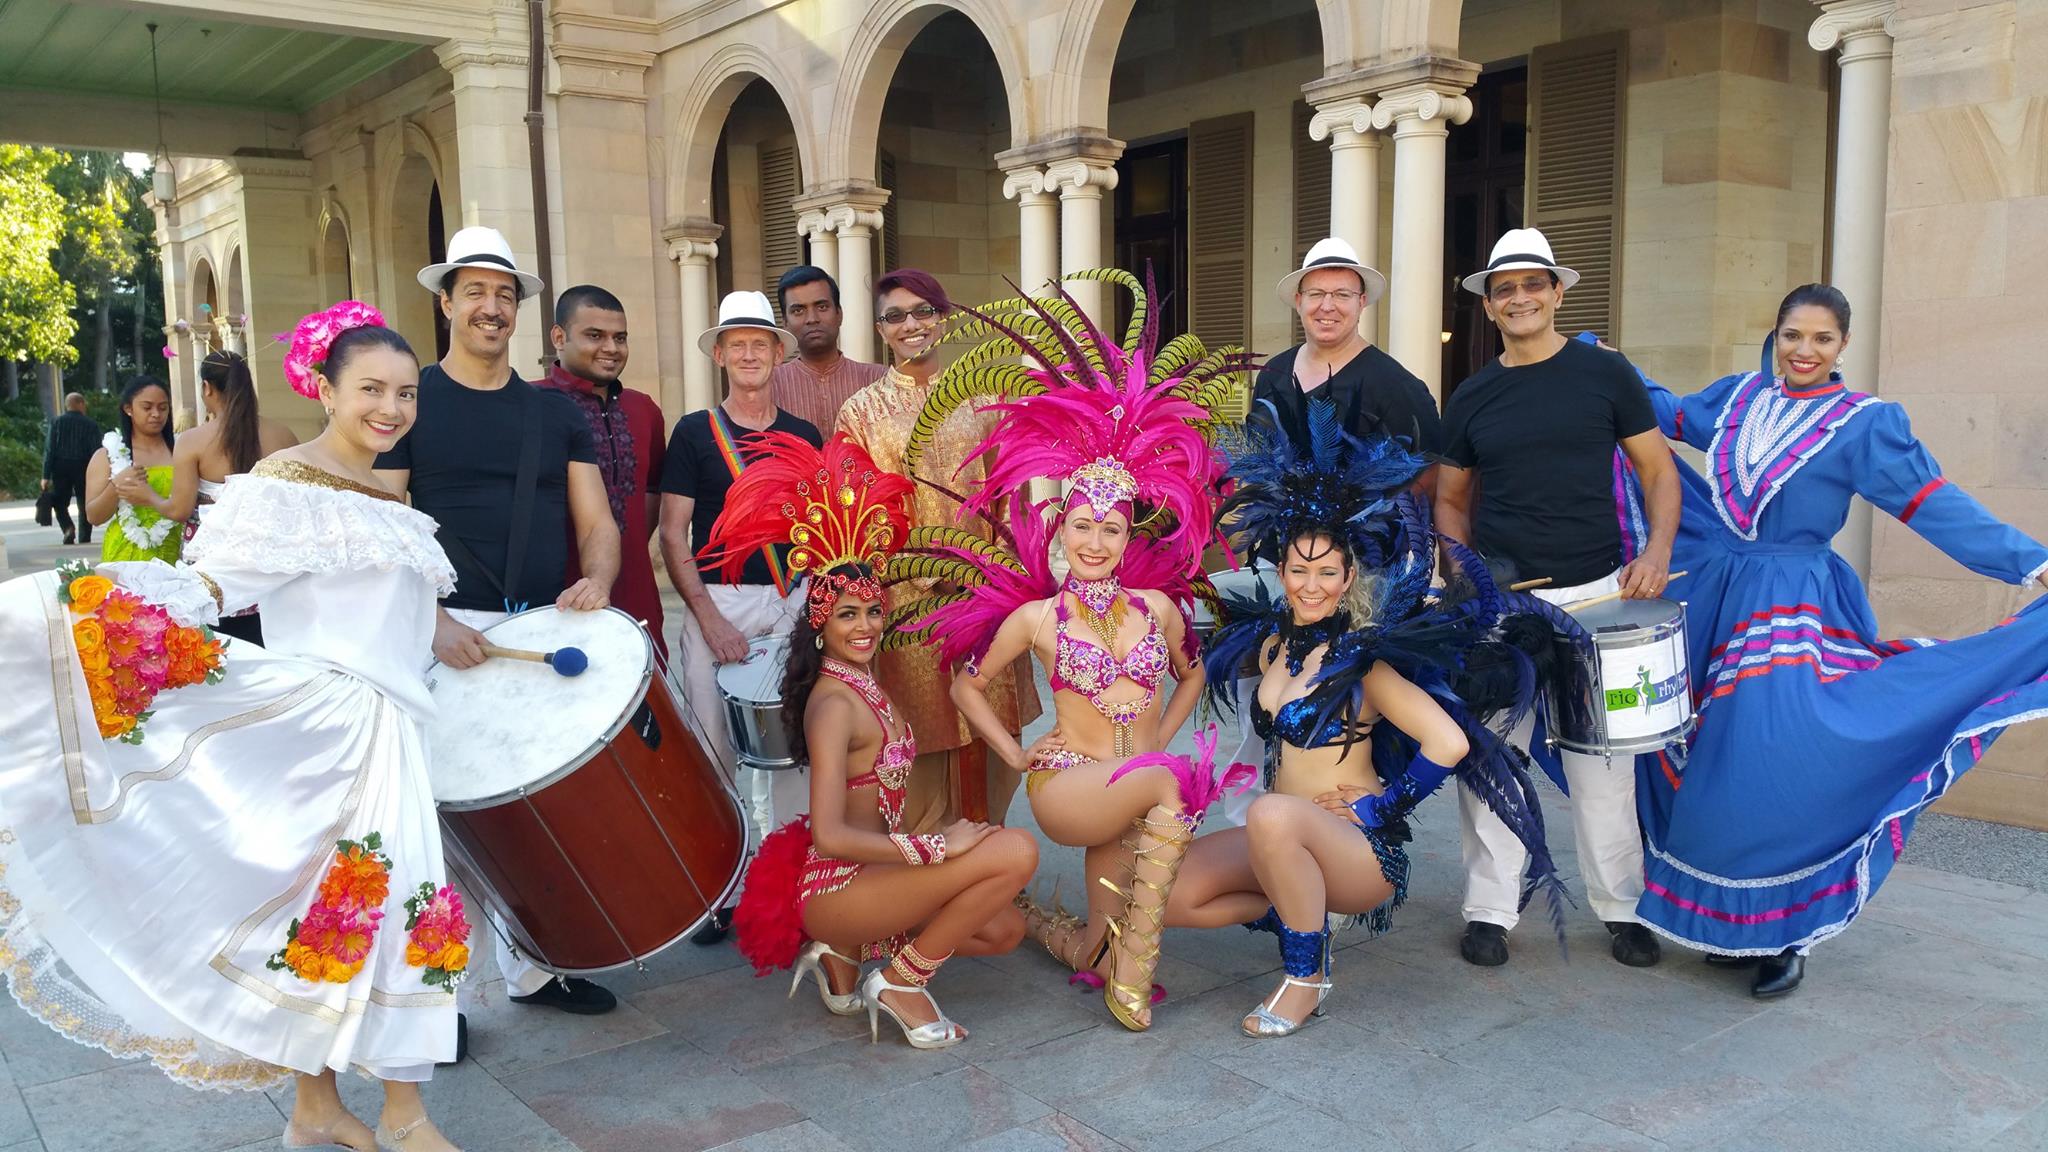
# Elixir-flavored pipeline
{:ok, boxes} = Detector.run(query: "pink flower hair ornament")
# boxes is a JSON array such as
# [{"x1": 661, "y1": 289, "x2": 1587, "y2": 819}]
[{"x1": 282, "y1": 300, "x2": 386, "y2": 400}]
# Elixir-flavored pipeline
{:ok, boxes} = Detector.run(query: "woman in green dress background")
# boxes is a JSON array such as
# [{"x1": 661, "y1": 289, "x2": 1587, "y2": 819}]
[{"x1": 84, "y1": 375, "x2": 183, "y2": 563}]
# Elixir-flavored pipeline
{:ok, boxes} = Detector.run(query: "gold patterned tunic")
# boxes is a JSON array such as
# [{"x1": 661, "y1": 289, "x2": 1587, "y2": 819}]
[{"x1": 836, "y1": 368, "x2": 1041, "y2": 751}]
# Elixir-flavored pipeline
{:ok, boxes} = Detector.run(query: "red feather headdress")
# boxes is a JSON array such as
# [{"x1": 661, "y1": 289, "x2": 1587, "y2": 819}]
[{"x1": 697, "y1": 431, "x2": 915, "y2": 627}]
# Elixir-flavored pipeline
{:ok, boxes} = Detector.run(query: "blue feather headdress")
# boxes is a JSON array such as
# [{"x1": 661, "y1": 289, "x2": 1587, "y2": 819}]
[{"x1": 1214, "y1": 399, "x2": 1426, "y2": 572}]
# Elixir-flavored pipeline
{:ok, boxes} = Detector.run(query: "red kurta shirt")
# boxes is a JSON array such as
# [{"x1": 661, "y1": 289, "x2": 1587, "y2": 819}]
[{"x1": 538, "y1": 365, "x2": 669, "y2": 658}]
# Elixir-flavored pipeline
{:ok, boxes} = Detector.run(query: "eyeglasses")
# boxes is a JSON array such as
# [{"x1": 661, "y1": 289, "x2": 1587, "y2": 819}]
[
  {"x1": 880, "y1": 304, "x2": 942, "y2": 326},
  {"x1": 1487, "y1": 275, "x2": 1555, "y2": 303},
  {"x1": 1298, "y1": 289, "x2": 1362, "y2": 307}
]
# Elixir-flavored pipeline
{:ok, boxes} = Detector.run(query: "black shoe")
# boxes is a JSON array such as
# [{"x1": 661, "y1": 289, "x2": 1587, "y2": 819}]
[
  {"x1": 76, "y1": 531, "x2": 90, "y2": 545},
  {"x1": 509, "y1": 977, "x2": 617, "y2": 1015},
  {"x1": 1752, "y1": 951, "x2": 1805, "y2": 999},
  {"x1": 1703, "y1": 952, "x2": 1759, "y2": 968},
  {"x1": 60, "y1": 531, "x2": 74, "y2": 545},
  {"x1": 1607, "y1": 922, "x2": 1663, "y2": 967},
  {"x1": 1460, "y1": 921, "x2": 1509, "y2": 967},
  {"x1": 439, "y1": 1013, "x2": 468, "y2": 1065},
  {"x1": 691, "y1": 907, "x2": 733, "y2": 946}
]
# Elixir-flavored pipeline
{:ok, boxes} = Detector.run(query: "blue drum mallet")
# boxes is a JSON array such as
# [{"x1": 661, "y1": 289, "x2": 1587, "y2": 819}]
[{"x1": 480, "y1": 642, "x2": 589, "y2": 676}]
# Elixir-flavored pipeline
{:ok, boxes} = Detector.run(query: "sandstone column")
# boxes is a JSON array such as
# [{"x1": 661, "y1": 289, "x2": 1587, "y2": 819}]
[
  {"x1": 665, "y1": 221, "x2": 722, "y2": 414},
  {"x1": 823, "y1": 189, "x2": 890, "y2": 363},
  {"x1": 1002, "y1": 165, "x2": 1060, "y2": 298},
  {"x1": 1045, "y1": 153, "x2": 1121, "y2": 326},
  {"x1": 1810, "y1": 0, "x2": 1898, "y2": 575},
  {"x1": 796, "y1": 209, "x2": 839, "y2": 285},
  {"x1": 1374, "y1": 82, "x2": 1472, "y2": 400},
  {"x1": 1309, "y1": 96, "x2": 1382, "y2": 342}
]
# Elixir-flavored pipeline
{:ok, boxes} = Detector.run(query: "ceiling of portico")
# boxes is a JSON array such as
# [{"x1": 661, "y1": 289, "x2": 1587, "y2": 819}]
[{"x1": 0, "y1": 0, "x2": 427, "y2": 114}]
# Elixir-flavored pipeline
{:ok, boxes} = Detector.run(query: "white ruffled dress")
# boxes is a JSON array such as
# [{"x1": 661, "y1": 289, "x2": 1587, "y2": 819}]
[{"x1": 0, "y1": 459, "x2": 461, "y2": 1089}]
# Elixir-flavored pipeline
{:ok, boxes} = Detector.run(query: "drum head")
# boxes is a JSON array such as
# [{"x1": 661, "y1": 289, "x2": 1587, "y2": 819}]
[
  {"x1": 716, "y1": 636, "x2": 789, "y2": 706},
  {"x1": 1572, "y1": 596, "x2": 1681, "y2": 635},
  {"x1": 427, "y1": 607, "x2": 653, "y2": 806}
]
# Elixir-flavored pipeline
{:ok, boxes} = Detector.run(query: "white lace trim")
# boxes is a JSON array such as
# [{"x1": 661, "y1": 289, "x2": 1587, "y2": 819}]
[
  {"x1": 183, "y1": 474, "x2": 456, "y2": 597},
  {"x1": 97, "y1": 561, "x2": 221, "y2": 629}
]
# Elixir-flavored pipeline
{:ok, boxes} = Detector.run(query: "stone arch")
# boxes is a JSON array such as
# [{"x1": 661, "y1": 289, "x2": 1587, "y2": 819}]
[
  {"x1": 1316, "y1": 0, "x2": 1465, "y2": 73},
  {"x1": 667, "y1": 42, "x2": 816, "y2": 223},
  {"x1": 1049, "y1": 0, "x2": 1139, "y2": 138},
  {"x1": 224, "y1": 245, "x2": 246, "y2": 351},
  {"x1": 382, "y1": 131, "x2": 446, "y2": 361},
  {"x1": 318, "y1": 198, "x2": 354, "y2": 302},
  {"x1": 190, "y1": 254, "x2": 220, "y2": 350},
  {"x1": 829, "y1": 0, "x2": 1030, "y2": 183}
]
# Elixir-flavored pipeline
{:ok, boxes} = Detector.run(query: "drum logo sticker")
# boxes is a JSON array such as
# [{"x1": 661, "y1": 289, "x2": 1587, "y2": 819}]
[{"x1": 1607, "y1": 665, "x2": 1683, "y2": 712}]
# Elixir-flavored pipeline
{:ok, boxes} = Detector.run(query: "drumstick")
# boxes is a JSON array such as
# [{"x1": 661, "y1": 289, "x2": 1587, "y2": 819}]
[
  {"x1": 1508, "y1": 577, "x2": 1553, "y2": 591},
  {"x1": 1562, "y1": 572, "x2": 1689, "y2": 613},
  {"x1": 480, "y1": 643, "x2": 590, "y2": 677}
]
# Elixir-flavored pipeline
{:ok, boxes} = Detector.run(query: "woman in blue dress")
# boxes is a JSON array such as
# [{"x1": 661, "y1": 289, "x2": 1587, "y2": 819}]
[{"x1": 1630, "y1": 284, "x2": 2048, "y2": 998}]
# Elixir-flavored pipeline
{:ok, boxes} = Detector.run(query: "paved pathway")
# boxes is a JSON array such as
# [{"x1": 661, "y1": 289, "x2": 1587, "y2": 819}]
[{"x1": 2, "y1": 502, "x2": 2045, "y2": 1151}]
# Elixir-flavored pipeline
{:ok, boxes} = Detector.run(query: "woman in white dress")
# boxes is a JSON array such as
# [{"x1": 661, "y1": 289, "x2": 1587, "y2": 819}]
[{"x1": 0, "y1": 305, "x2": 467, "y2": 1152}]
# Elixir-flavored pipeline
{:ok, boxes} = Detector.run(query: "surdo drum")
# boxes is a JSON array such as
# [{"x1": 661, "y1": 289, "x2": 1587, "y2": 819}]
[
  {"x1": 426, "y1": 606, "x2": 746, "y2": 974},
  {"x1": 1542, "y1": 597, "x2": 1695, "y2": 756}
]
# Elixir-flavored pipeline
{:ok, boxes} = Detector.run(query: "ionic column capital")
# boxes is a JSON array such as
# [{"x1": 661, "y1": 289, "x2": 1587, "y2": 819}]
[
  {"x1": 1045, "y1": 157, "x2": 1119, "y2": 198},
  {"x1": 1309, "y1": 97, "x2": 1377, "y2": 146},
  {"x1": 1002, "y1": 165, "x2": 1055, "y2": 201},
  {"x1": 795, "y1": 209, "x2": 834, "y2": 239},
  {"x1": 662, "y1": 218, "x2": 722, "y2": 264},
  {"x1": 826, "y1": 203, "x2": 886, "y2": 236},
  {"x1": 1370, "y1": 84, "x2": 1474, "y2": 135},
  {"x1": 1809, "y1": 0, "x2": 1900, "y2": 64}
]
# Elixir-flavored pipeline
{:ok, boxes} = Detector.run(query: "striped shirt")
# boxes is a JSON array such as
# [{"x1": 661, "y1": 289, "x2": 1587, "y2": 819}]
[
  {"x1": 769, "y1": 355, "x2": 886, "y2": 436},
  {"x1": 43, "y1": 411, "x2": 102, "y2": 474}
]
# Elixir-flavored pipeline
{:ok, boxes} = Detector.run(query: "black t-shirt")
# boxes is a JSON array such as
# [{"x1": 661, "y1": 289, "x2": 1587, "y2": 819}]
[
  {"x1": 374, "y1": 365, "x2": 597, "y2": 611},
  {"x1": 661, "y1": 407, "x2": 822, "y2": 586},
  {"x1": 1252, "y1": 344, "x2": 1444, "y2": 457},
  {"x1": 1441, "y1": 338, "x2": 1656, "y2": 586}
]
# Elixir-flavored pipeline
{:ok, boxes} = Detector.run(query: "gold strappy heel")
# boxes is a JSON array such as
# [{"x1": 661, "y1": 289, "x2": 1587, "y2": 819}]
[
  {"x1": 1096, "y1": 805, "x2": 1192, "y2": 1031},
  {"x1": 1018, "y1": 878, "x2": 1093, "y2": 971}
]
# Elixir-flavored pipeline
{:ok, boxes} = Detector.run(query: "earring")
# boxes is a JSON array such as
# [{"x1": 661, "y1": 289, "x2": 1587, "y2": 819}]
[{"x1": 814, "y1": 634, "x2": 824, "y2": 650}]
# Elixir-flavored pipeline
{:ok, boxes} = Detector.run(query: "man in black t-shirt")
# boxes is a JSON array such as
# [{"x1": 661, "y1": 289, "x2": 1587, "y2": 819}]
[
  {"x1": 659, "y1": 291, "x2": 820, "y2": 918},
  {"x1": 1437, "y1": 228, "x2": 1680, "y2": 973},
  {"x1": 375, "y1": 226, "x2": 623, "y2": 1019},
  {"x1": 1257, "y1": 238, "x2": 1443, "y2": 478}
]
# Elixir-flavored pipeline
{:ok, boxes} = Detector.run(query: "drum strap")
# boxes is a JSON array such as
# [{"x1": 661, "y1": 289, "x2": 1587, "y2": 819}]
[
  {"x1": 708, "y1": 406, "x2": 792, "y2": 595},
  {"x1": 436, "y1": 385, "x2": 545, "y2": 613}
]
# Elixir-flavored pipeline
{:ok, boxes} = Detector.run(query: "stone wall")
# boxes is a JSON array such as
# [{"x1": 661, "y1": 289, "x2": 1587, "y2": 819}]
[{"x1": 1878, "y1": 0, "x2": 2048, "y2": 826}]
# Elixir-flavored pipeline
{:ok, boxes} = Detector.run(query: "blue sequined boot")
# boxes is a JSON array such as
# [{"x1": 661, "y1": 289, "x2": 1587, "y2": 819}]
[
  {"x1": 1241, "y1": 915, "x2": 1331, "y2": 1038},
  {"x1": 1242, "y1": 907, "x2": 1283, "y2": 936}
]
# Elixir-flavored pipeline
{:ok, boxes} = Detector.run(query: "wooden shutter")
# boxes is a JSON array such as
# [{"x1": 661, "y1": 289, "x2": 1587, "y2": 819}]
[
  {"x1": 1290, "y1": 99, "x2": 1331, "y2": 344},
  {"x1": 1188, "y1": 113, "x2": 1254, "y2": 347},
  {"x1": 1527, "y1": 34, "x2": 1625, "y2": 341},
  {"x1": 878, "y1": 148, "x2": 901, "y2": 274},
  {"x1": 758, "y1": 141, "x2": 803, "y2": 286}
]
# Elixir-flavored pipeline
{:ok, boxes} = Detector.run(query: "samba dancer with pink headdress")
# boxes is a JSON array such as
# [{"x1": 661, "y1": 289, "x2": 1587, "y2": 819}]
[
  {"x1": 706, "y1": 432, "x2": 1038, "y2": 1050},
  {"x1": 0, "y1": 303, "x2": 473, "y2": 1150},
  {"x1": 909, "y1": 270, "x2": 1249, "y2": 1031}
]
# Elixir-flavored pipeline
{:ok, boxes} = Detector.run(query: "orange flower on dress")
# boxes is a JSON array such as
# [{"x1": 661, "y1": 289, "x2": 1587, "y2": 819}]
[
  {"x1": 66, "y1": 574, "x2": 113, "y2": 614},
  {"x1": 98, "y1": 592, "x2": 135, "y2": 626},
  {"x1": 268, "y1": 834, "x2": 392, "y2": 986}
]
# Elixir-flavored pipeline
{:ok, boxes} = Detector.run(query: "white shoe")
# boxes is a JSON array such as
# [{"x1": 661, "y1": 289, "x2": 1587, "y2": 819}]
[
  {"x1": 861, "y1": 968, "x2": 965, "y2": 1050},
  {"x1": 789, "y1": 940, "x2": 864, "y2": 1015}
]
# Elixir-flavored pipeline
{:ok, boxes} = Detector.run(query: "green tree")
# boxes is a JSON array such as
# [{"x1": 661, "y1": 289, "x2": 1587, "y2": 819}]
[
  {"x1": 50, "y1": 151, "x2": 144, "y2": 394},
  {"x1": 0, "y1": 145, "x2": 79, "y2": 397}
]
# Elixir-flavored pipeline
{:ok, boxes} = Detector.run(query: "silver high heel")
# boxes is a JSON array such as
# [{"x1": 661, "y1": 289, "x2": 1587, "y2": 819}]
[
  {"x1": 1240, "y1": 974, "x2": 1333, "y2": 1038},
  {"x1": 861, "y1": 967, "x2": 964, "y2": 1050},
  {"x1": 790, "y1": 940, "x2": 865, "y2": 1015}
]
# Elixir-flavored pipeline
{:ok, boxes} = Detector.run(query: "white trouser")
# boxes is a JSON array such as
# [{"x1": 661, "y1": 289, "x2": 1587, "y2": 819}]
[
  {"x1": 440, "y1": 607, "x2": 556, "y2": 997},
  {"x1": 1217, "y1": 677, "x2": 1266, "y2": 828},
  {"x1": 1457, "y1": 569, "x2": 1647, "y2": 929},
  {"x1": 673, "y1": 583, "x2": 811, "y2": 873}
]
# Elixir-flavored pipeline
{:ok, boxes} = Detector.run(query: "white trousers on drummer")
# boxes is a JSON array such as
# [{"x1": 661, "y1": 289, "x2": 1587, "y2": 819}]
[
  {"x1": 672, "y1": 584, "x2": 810, "y2": 857},
  {"x1": 1457, "y1": 569, "x2": 1648, "y2": 929},
  {"x1": 441, "y1": 607, "x2": 556, "y2": 998}
]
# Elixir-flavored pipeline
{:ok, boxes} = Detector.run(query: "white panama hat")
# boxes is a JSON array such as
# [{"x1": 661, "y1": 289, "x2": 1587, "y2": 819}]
[
  {"x1": 1277, "y1": 237, "x2": 1390, "y2": 309},
  {"x1": 1460, "y1": 227, "x2": 1581, "y2": 296},
  {"x1": 696, "y1": 290, "x2": 798, "y2": 357},
  {"x1": 416, "y1": 226, "x2": 545, "y2": 298}
]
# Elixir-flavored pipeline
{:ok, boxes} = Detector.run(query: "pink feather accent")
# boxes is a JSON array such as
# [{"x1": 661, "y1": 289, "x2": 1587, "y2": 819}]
[{"x1": 1106, "y1": 726, "x2": 1255, "y2": 824}]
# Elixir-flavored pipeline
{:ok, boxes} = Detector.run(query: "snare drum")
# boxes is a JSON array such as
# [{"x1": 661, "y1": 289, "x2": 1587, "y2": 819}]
[
  {"x1": 1543, "y1": 597, "x2": 1694, "y2": 756},
  {"x1": 427, "y1": 607, "x2": 746, "y2": 974},
  {"x1": 717, "y1": 637, "x2": 795, "y2": 771}
]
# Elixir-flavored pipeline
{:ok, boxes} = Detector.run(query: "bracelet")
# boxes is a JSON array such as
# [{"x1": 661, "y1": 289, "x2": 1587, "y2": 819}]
[{"x1": 889, "y1": 833, "x2": 946, "y2": 866}]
